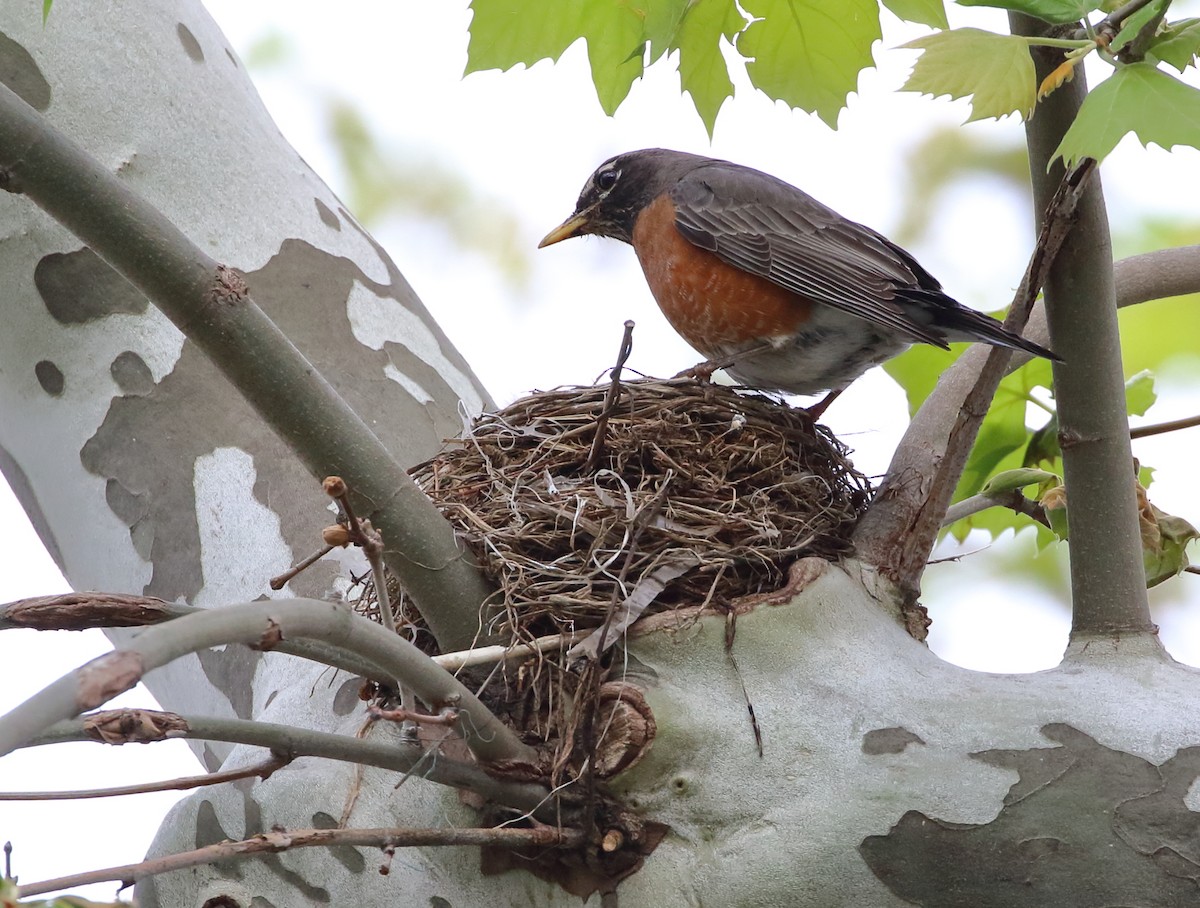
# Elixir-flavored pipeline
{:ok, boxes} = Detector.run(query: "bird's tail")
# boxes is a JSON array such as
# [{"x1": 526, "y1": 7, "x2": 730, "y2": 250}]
[{"x1": 944, "y1": 305, "x2": 1062, "y2": 362}]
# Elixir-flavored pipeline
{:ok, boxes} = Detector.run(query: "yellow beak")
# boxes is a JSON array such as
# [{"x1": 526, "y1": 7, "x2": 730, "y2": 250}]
[{"x1": 538, "y1": 210, "x2": 593, "y2": 248}]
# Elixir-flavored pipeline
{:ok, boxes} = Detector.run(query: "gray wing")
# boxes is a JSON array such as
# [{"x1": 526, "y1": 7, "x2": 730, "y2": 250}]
[{"x1": 669, "y1": 162, "x2": 953, "y2": 349}]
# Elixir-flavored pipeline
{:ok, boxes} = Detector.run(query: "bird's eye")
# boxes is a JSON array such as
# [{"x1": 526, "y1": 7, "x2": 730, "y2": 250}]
[{"x1": 596, "y1": 168, "x2": 619, "y2": 193}]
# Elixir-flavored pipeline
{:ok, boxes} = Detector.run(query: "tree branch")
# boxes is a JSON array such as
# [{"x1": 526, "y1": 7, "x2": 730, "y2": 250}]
[
  {"x1": 30, "y1": 711, "x2": 562, "y2": 819},
  {"x1": 1, "y1": 592, "x2": 581, "y2": 673},
  {"x1": 1, "y1": 594, "x2": 396, "y2": 685},
  {"x1": 1130, "y1": 414, "x2": 1200, "y2": 439},
  {"x1": 1013, "y1": 12, "x2": 1156, "y2": 644},
  {"x1": 852, "y1": 165, "x2": 1086, "y2": 602},
  {"x1": 0, "y1": 599, "x2": 536, "y2": 765},
  {"x1": 0, "y1": 81, "x2": 492, "y2": 652},
  {"x1": 15, "y1": 824, "x2": 584, "y2": 899},
  {"x1": 1015, "y1": 246, "x2": 1200, "y2": 359},
  {"x1": 941, "y1": 490, "x2": 1050, "y2": 529},
  {"x1": 0, "y1": 753, "x2": 287, "y2": 801}
]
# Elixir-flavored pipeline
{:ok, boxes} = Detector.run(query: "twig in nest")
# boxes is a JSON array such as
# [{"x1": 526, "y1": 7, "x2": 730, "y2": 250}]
[
  {"x1": 584, "y1": 320, "x2": 636, "y2": 474},
  {"x1": 575, "y1": 472, "x2": 676, "y2": 664}
]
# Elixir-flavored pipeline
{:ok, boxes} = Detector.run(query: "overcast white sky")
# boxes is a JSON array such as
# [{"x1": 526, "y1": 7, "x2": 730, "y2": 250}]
[{"x1": 2, "y1": 0, "x2": 1199, "y2": 899}]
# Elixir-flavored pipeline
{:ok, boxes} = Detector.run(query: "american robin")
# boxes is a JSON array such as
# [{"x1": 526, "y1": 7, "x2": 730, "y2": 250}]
[{"x1": 540, "y1": 149, "x2": 1058, "y2": 410}]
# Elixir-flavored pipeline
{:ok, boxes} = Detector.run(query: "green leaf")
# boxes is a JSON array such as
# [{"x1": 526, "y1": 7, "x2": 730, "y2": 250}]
[
  {"x1": 883, "y1": 0, "x2": 949, "y2": 29},
  {"x1": 885, "y1": 344, "x2": 1058, "y2": 542},
  {"x1": 1042, "y1": 483, "x2": 1069, "y2": 540},
  {"x1": 1053, "y1": 62, "x2": 1200, "y2": 167},
  {"x1": 466, "y1": 0, "x2": 583, "y2": 73},
  {"x1": 1109, "y1": 0, "x2": 1168, "y2": 55},
  {"x1": 466, "y1": 0, "x2": 646, "y2": 115},
  {"x1": 1124, "y1": 369, "x2": 1157, "y2": 416},
  {"x1": 643, "y1": 0, "x2": 693, "y2": 63},
  {"x1": 1148, "y1": 18, "x2": 1200, "y2": 71},
  {"x1": 42, "y1": 0, "x2": 53, "y2": 24},
  {"x1": 582, "y1": 4, "x2": 648, "y2": 113},
  {"x1": 955, "y1": 0, "x2": 1099, "y2": 26},
  {"x1": 737, "y1": 0, "x2": 880, "y2": 128},
  {"x1": 674, "y1": 0, "x2": 747, "y2": 136},
  {"x1": 901, "y1": 28, "x2": 1037, "y2": 122},
  {"x1": 980, "y1": 467, "x2": 1059, "y2": 496}
]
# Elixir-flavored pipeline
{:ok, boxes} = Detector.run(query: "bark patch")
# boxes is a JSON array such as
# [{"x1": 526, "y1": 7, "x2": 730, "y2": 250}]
[
  {"x1": 862, "y1": 726, "x2": 925, "y2": 755},
  {"x1": 860, "y1": 723, "x2": 1200, "y2": 905},
  {"x1": 35, "y1": 248, "x2": 149, "y2": 324},
  {"x1": 0, "y1": 31, "x2": 50, "y2": 110}
]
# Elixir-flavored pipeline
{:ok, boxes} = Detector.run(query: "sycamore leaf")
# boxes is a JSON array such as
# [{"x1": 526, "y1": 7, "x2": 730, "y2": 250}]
[
  {"x1": 882, "y1": 0, "x2": 949, "y2": 29},
  {"x1": 643, "y1": 0, "x2": 693, "y2": 64},
  {"x1": 737, "y1": 0, "x2": 880, "y2": 128},
  {"x1": 466, "y1": 0, "x2": 645, "y2": 115},
  {"x1": 901, "y1": 28, "x2": 1037, "y2": 121},
  {"x1": 1149, "y1": 18, "x2": 1200, "y2": 71},
  {"x1": 1109, "y1": 0, "x2": 1168, "y2": 55},
  {"x1": 1053, "y1": 62, "x2": 1200, "y2": 167},
  {"x1": 674, "y1": 0, "x2": 748, "y2": 136},
  {"x1": 956, "y1": 0, "x2": 1100, "y2": 26},
  {"x1": 582, "y1": 4, "x2": 648, "y2": 113},
  {"x1": 465, "y1": 1, "x2": 583, "y2": 73}
]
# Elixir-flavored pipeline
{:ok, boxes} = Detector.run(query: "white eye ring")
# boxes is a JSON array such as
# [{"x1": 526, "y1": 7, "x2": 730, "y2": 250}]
[{"x1": 595, "y1": 167, "x2": 619, "y2": 193}]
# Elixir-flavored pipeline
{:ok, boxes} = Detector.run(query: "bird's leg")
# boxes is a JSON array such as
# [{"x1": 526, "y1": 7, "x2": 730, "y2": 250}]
[
  {"x1": 804, "y1": 388, "x2": 844, "y2": 421},
  {"x1": 674, "y1": 343, "x2": 776, "y2": 384}
]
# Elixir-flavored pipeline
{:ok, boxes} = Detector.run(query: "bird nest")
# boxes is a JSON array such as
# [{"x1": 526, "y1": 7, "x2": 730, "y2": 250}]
[{"x1": 408, "y1": 377, "x2": 872, "y2": 644}]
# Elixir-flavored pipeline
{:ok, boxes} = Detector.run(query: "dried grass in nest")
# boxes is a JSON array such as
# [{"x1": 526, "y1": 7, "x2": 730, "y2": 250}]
[{"x1": 409, "y1": 377, "x2": 872, "y2": 647}]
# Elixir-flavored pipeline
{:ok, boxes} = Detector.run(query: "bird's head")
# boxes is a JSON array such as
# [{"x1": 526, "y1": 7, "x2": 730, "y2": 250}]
[{"x1": 539, "y1": 148, "x2": 712, "y2": 247}]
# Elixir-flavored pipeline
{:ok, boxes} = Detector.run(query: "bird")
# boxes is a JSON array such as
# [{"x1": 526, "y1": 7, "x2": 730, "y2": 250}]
[{"x1": 539, "y1": 148, "x2": 1059, "y2": 415}]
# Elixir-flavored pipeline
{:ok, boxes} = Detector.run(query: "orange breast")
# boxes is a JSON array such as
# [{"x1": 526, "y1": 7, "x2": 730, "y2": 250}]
[{"x1": 630, "y1": 194, "x2": 812, "y2": 357}]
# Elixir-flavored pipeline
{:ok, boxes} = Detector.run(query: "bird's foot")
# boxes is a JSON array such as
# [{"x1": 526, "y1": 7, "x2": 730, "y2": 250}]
[
  {"x1": 675, "y1": 359, "x2": 721, "y2": 383},
  {"x1": 803, "y1": 388, "x2": 843, "y2": 422}
]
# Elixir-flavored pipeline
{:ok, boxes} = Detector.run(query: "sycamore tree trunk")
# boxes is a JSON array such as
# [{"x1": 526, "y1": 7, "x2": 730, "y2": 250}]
[
  {"x1": 0, "y1": 3, "x2": 488, "y2": 766},
  {"x1": 4, "y1": 4, "x2": 1200, "y2": 907}
]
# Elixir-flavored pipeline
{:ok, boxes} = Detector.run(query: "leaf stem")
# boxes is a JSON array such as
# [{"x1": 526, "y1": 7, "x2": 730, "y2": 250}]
[{"x1": 1023, "y1": 36, "x2": 1096, "y2": 49}]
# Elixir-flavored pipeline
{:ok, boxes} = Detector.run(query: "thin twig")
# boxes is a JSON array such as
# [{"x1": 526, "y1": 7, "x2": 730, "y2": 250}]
[
  {"x1": 270, "y1": 544, "x2": 335, "y2": 591},
  {"x1": 369, "y1": 706, "x2": 459, "y2": 727},
  {"x1": 0, "y1": 755, "x2": 287, "y2": 801},
  {"x1": 584, "y1": 320, "x2": 636, "y2": 473},
  {"x1": 1131, "y1": 414, "x2": 1200, "y2": 440},
  {"x1": 0, "y1": 598, "x2": 535, "y2": 765},
  {"x1": 326, "y1": 475, "x2": 396, "y2": 636},
  {"x1": 0, "y1": 593, "x2": 392, "y2": 684},
  {"x1": 1094, "y1": 0, "x2": 1161, "y2": 37},
  {"x1": 34, "y1": 711, "x2": 563, "y2": 819},
  {"x1": 15, "y1": 825, "x2": 585, "y2": 899},
  {"x1": 941, "y1": 490, "x2": 1051, "y2": 528},
  {"x1": 432, "y1": 631, "x2": 583, "y2": 671}
]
